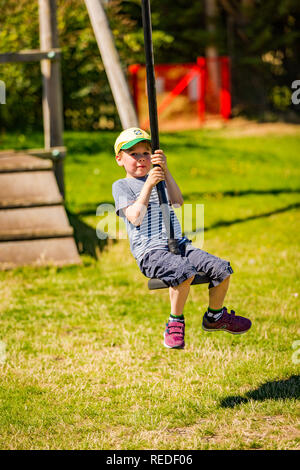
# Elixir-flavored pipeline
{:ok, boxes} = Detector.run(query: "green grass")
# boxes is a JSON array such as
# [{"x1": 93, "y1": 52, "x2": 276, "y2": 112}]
[{"x1": 0, "y1": 127, "x2": 299, "y2": 449}]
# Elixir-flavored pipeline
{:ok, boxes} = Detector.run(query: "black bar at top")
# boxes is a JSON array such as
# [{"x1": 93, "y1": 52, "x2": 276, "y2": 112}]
[
  {"x1": 141, "y1": 0, "x2": 178, "y2": 247},
  {"x1": 141, "y1": 0, "x2": 159, "y2": 152}
]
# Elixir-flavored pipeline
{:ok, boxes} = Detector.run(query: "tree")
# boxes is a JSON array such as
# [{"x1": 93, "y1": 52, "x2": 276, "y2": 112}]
[{"x1": 0, "y1": 0, "x2": 299, "y2": 131}]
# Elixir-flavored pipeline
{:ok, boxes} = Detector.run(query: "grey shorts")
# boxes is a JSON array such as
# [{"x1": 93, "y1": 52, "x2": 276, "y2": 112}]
[{"x1": 139, "y1": 242, "x2": 233, "y2": 288}]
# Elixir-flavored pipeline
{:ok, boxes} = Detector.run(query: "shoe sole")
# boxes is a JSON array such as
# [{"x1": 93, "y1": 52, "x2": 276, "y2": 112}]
[
  {"x1": 163, "y1": 332, "x2": 185, "y2": 349},
  {"x1": 202, "y1": 324, "x2": 251, "y2": 335}
]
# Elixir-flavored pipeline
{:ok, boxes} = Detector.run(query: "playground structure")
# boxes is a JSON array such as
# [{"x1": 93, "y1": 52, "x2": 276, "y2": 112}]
[
  {"x1": 0, "y1": 0, "x2": 138, "y2": 270},
  {"x1": 0, "y1": 151, "x2": 80, "y2": 269},
  {"x1": 128, "y1": 57, "x2": 231, "y2": 130},
  {"x1": 0, "y1": 0, "x2": 81, "y2": 269}
]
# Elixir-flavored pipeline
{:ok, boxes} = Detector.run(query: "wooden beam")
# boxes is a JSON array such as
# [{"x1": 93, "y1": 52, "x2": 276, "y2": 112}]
[
  {"x1": 0, "y1": 49, "x2": 61, "y2": 63},
  {"x1": 84, "y1": 0, "x2": 138, "y2": 129},
  {"x1": 39, "y1": 0, "x2": 65, "y2": 197},
  {"x1": 0, "y1": 238, "x2": 81, "y2": 270},
  {"x1": 0, "y1": 147, "x2": 66, "y2": 160},
  {"x1": 0, "y1": 227, "x2": 73, "y2": 242},
  {"x1": 27, "y1": 147, "x2": 66, "y2": 160}
]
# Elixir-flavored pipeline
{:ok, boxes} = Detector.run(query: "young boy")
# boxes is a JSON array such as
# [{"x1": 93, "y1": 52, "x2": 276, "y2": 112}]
[{"x1": 112, "y1": 127, "x2": 251, "y2": 349}]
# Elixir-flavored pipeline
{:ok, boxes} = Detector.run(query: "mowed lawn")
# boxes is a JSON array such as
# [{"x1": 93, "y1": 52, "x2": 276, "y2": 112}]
[{"x1": 0, "y1": 127, "x2": 299, "y2": 450}]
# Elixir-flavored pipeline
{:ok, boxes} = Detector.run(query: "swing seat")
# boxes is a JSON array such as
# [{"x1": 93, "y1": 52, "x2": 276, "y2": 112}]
[{"x1": 148, "y1": 272, "x2": 211, "y2": 290}]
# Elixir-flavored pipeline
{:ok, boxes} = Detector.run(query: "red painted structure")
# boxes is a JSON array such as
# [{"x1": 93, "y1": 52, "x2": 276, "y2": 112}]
[{"x1": 128, "y1": 57, "x2": 231, "y2": 129}]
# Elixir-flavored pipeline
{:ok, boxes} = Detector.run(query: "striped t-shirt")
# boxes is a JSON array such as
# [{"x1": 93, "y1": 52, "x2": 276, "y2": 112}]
[{"x1": 112, "y1": 175, "x2": 188, "y2": 264}]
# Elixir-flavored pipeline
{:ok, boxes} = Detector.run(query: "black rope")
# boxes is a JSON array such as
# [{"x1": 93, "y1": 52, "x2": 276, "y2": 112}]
[{"x1": 141, "y1": 0, "x2": 180, "y2": 254}]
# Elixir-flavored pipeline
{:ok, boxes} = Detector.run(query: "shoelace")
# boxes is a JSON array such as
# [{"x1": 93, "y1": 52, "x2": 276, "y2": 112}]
[
  {"x1": 222, "y1": 308, "x2": 236, "y2": 324},
  {"x1": 166, "y1": 322, "x2": 184, "y2": 335}
]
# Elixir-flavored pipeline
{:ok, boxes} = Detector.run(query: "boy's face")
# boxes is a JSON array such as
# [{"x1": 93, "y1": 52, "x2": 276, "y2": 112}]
[{"x1": 115, "y1": 141, "x2": 152, "y2": 178}]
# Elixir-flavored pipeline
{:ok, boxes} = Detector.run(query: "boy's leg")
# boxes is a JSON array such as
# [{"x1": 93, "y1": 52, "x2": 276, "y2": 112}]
[
  {"x1": 204, "y1": 274, "x2": 251, "y2": 334},
  {"x1": 208, "y1": 275, "x2": 230, "y2": 309},
  {"x1": 169, "y1": 275, "x2": 195, "y2": 315},
  {"x1": 138, "y1": 249, "x2": 198, "y2": 349},
  {"x1": 182, "y1": 245, "x2": 251, "y2": 334},
  {"x1": 164, "y1": 276, "x2": 195, "y2": 349}
]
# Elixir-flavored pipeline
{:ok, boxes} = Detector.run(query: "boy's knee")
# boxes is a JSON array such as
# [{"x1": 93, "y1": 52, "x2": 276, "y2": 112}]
[
  {"x1": 185, "y1": 275, "x2": 195, "y2": 285},
  {"x1": 215, "y1": 260, "x2": 233, "y2": 279},
  {"x1": 170, "y1": 274, "x2": 195, "y2": 289}
]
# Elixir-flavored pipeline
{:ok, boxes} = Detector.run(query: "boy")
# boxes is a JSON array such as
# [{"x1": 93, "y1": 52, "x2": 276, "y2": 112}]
[{"x1": 112, "y1": 128, "x2": 251, "y2": 349}]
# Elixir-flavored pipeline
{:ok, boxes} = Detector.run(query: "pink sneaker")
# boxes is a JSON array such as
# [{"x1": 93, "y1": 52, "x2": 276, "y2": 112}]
[
  {"x1": 164, "y1": 321, "x2": 185, "y2": 349},
  {"x1": 202, "y1": 307, "x2": 251, "y2": 335}
]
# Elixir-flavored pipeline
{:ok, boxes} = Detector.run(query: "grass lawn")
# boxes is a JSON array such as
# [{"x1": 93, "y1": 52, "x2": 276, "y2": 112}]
[{"x1": 0, "y1": 126, "x2": 299, "y2": 450}]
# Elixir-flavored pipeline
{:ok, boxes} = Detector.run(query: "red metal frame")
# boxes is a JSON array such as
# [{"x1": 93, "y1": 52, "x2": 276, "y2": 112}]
[
  {"x1": 220, "y1": 57, "x2": 231, "y2": 120},
  {"x1": 128, "y1": 57, "x2": 231, "y2": 126},
  {"x1": 128, "y1": 64, "x2": 141, "y2": 117},
  {"x1": 197, "y1": 57, "x2": 206, "y2": 121}
]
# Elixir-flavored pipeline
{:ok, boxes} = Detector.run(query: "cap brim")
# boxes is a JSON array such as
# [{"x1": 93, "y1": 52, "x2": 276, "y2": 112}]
[{"x1": 121, "y1": 138, "x2": 151, "y2": 150}]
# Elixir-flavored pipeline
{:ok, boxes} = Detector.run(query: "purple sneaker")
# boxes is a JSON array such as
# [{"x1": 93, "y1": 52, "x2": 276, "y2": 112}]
[
  {"x1": 164, "y1": 321, "x2": 185, "y2": 349},
  {"x1": 202, "y1": 307, "x2": 251, "y2": 335}
]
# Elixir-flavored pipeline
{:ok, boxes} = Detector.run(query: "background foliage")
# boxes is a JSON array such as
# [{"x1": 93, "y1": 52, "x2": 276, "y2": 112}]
[{"x1": 0, "y1": 0, "x2": 299, "y2": 132}]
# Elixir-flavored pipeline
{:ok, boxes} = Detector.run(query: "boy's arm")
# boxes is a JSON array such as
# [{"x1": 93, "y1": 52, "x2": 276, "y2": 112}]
[
  {"x1": 164, "y1": 169, "x2": 184, "y2": 207},
  {"x1": 123, "y1": 167, "x2": 165, "y2": 226},
  {"x1": 151, "y1": 150, "x2": 184, "y2": 207},
  {"x1": 123, "y1": 179, "x2": 152, "y2": 226}
]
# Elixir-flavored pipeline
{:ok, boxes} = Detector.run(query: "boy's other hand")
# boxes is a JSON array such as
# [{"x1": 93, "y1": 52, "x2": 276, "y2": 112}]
[
  {"x1": 151, "y1": 150, "x2": 168, "y2": 173},
  {"x1": 147, "y1": 166, "x2": 165, "y2": 188}
]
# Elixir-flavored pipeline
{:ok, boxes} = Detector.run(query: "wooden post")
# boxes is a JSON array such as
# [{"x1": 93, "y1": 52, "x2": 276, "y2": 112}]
[
  {"x1": 205, "y1": 0, "x2": 220, "y2": 112},
  {"x1": 38, "y1": 0, "x2": 65, "y2": 197},
  {"x1": 84, "y1": 0, "x2": 138, "y2": 129}
]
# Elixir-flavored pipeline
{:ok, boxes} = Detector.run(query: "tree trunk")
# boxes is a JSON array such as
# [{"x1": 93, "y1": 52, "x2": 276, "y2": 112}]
[{"x1": 242, "y1": 0, "x2": 253, "y2": 7}]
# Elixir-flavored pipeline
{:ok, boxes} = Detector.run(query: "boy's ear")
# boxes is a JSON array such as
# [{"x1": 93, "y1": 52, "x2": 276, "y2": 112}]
[{"x1": 115, "y1": 152, "x2": 124, "y2": 167}]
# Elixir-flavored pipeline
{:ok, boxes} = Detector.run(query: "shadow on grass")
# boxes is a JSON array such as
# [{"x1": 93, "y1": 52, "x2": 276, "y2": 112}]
[
  {"x1": 220, "y1": 375, "x2": 300, "y2": 408},
  {"x1": 67, "y1": 210, "x2": 116, "y2": 259},
  {"x1": 66, "y1": 195, "x2": 299, "y2": 258},
  {"x1": 74, "y1": 193, "x2": 300, "y2": 220},
  {"x1": 208, "y1": 201, "x2": 300, "y2": 230},
  {"x1": 73, "y1": 202, "x2": 114, "y2": 217},
  {"x1": 185, "y1": 201, "x2": 300, "y2": 237},
  {"x1": 183, "y1": 188, "x2": 300, "y2": 200},
  {"x1": 73, "y1": 199, "x2": 300, "y2": 243}
]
